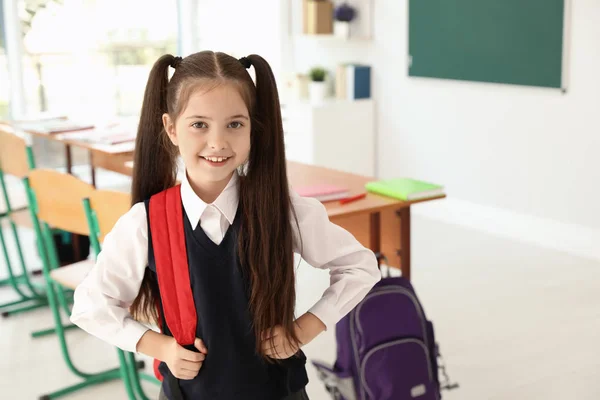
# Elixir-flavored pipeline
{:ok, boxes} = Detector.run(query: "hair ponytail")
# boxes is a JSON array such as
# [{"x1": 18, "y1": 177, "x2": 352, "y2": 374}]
[
  {"x1": 129, "y1": 54, "x2": 179, "y2": 323},
  {"x1": 131, "y1": 54, "x2": 179, "y2": 205},
  {"x1": 239, "y1": 55, "x2": 301, "y2": 356}
]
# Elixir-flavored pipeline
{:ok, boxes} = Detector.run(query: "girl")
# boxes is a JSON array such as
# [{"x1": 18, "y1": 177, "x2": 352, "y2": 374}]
[{"x1": 70, "y1": 51, "x2": 380, "y2": 400}]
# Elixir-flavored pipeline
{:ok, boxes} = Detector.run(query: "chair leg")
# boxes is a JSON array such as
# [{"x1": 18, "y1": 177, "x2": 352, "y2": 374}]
[
  {"x1": 23, "y1": 218, "x2": 131, "y2": 398},
  {"x1": 0, "y1": 297, "x2": 33, "y2": 309},
  {"x1": 126, "y1": 352, "x2": 160, "y2": 400},
  {"x1": 31, "y1": 323, "x2": 79, "y2": 339},
  {"x1": 117, "y1": 349, "x2": 139, "y2": 400},
  {"x1": 1, "y1": 299, "x2": 48, "y2": 317},
  {"x1": 9, "y1": 219, "x2": 45, "y2": 297},
  {"x1": 0, "y1": 169, "x2": 44, "y2": 300},
  {"x1": 0, "y1": 275, "x2": 23, "y2": 285},
  {"x1": 0, "y1": 223, "x2": 31, "y2": 299},
  {"x1": 0, "y1": 223, "x2": 48, "y2": 317}
]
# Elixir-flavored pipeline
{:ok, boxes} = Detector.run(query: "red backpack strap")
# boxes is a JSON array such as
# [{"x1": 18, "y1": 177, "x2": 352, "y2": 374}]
[
  {"x1": 149, "y1": 185, "x2": 197, "y2": 347},
  {"x1": 153, "y1": 358, "x2": 163, "y2": 382},
  {"x1": 153, "y1": 297, "x2": 165, "y2": 382}
]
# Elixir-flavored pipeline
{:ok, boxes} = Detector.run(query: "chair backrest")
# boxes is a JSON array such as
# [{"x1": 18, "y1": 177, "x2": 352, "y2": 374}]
[
  {"x1": 27, "y1": 169, "x2": 94, "y2": 235},
  {"x1": 88, "y1": 189, "x2": 131, "y2": 243},
  {"x1": 0, "y1": 124, "x2": 30, "y2": 178}
]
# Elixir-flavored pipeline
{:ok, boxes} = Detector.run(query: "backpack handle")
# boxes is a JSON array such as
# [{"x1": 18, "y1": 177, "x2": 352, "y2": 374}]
[{"x1": 374, "y1": 252, "x2": 391, "y2": 278}]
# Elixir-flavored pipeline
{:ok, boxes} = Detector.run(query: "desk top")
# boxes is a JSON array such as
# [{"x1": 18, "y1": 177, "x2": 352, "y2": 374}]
[
  {"x1": 3, "y1": 121, "x2": 135, "y2": 156},
  {"x1": 122, "y1": 160, "x2": 445, "y2": 218},
  {"x1": 54, "y1": 132, "x2": 135, "y2": 155},
  {"x1": 287, "y1": 162, "x2": 445, "y2": 218}
]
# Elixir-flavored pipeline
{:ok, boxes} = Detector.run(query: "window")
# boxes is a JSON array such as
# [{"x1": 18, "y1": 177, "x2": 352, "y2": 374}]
[
  {"x1": 19, "y1": 0, "x2": 178, "y2": 119},
  {"x1": 8, "y1": 0, "x2": 178, "y2": 168}
]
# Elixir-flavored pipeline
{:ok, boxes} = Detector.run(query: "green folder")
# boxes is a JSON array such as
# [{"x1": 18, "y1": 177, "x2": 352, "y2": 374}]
[{"x1": 365, "y1": 178, "x2": 444, "y2": 201}]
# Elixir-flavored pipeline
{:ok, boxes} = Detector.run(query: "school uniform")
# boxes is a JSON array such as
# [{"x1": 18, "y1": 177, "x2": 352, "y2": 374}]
[{"x1": 70, "y1": 171, "x2": 380, "y2": 399}]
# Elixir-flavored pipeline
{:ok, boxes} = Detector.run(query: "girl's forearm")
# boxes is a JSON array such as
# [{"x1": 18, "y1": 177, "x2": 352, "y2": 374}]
[
  {"x1": 136, "y1": 329, "x2": 171, "y2": 360},
  {"x1": 295, "y1": 312, "x2": 326, "y2": 346}
]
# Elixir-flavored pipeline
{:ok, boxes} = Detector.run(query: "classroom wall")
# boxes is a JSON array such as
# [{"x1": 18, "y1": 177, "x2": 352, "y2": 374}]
[
  {"x1": 286, "y1": 0, "x2": 600, "y2": 259},
  {"x1": 373, "y1": 0, "x2": 600, "y2": 231},
  {"x1": 371, "y1": 0, "x2": 600, "y2": 260}
]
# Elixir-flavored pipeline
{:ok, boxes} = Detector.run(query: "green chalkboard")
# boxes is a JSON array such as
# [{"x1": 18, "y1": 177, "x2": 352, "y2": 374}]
[{"x1": 408, "y1": 0, "x2": 566, "y2": 89}]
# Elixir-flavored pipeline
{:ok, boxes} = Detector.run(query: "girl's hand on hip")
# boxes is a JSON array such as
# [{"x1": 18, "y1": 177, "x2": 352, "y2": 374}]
[
  {"x1": 262, "y1": 313, "x2": 326, "y2": 359},
  {"x1": 261, "y1": 325, "x2": 300, "y2": 359}
]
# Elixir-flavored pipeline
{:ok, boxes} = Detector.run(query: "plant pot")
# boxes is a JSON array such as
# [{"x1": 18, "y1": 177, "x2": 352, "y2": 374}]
[
  {"x1": 334, "y1": 21, "x2": 351, "y2": 39},
  {"x1": 309, "y1": 81, "x2": 327, "y2": 103}
]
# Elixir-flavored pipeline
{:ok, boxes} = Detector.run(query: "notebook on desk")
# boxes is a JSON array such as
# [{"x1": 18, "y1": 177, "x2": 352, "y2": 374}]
[
  {"x1": 295, "y1": 184, "x2": 349, "y2": 202},
  {"x1": 365, "y1": 178, "x2": 444, "y2": 201}
]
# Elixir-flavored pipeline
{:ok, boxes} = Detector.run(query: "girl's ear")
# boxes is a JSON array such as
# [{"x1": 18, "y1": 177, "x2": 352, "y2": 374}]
[{"x1": 162, "y1": 113, "x2": 178, "y2": 146}]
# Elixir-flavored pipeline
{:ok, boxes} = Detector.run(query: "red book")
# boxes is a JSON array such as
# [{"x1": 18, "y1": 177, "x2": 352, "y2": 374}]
[{"x1": 339, "y1": 193, "x2": 367, "y2": 205}]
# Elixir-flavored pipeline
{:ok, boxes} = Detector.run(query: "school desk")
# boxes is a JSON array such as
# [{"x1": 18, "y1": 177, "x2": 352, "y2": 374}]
[
  {"x1": 3, "y1": 121, "x2": 135, "y2": 187},
  {"x1": 54, "y1": 132, "x2": 135, "y2": 187},
  {"x1": 122, "y1": 160, "x2": 445, "y2": 279},
  {"x1": 286, "y1": 162, "x2": 445, "y2": 279}
]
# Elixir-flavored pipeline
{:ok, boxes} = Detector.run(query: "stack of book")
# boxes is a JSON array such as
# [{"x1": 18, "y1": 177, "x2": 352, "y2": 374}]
[{"x1": 336, "y1": 64, "x2": 371, "y2": 100}]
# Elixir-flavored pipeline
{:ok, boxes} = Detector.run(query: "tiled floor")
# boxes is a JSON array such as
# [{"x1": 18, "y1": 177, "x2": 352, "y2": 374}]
[{"x1": 1, "y1": 168, "x2": 599, "y2": 399}]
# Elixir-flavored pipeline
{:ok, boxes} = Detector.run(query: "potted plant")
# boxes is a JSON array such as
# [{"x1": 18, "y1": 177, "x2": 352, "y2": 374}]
[
  {"x1": 309, "y1": 67, "x2": 327, "y2": 103},
  {"x1": 333, "y1": 2, "x2": 357, "y2": 39}
]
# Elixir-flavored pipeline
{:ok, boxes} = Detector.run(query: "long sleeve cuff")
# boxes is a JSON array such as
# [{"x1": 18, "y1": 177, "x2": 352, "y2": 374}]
[
  {"x1": 119, "y1": 319, "x2": 152, "y2": 354},
  {"x1": 69, "y1": 312, "x2": 150, "y2": 354},
  {"x1": 307, "y1": 298, "x2": 343, "y2": 332}
]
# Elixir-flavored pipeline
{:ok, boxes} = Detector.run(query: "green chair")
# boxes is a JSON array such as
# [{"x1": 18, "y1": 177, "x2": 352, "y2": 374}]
[
  {"x1": 0, "y1": 124, "x2": 48, "y2": 317},
  {"x1": 83, "y1": 188, "x2": 160, "y2": 399},
  {"x1": 23, "y1": 169, "x2": 145, "y2": 400}
]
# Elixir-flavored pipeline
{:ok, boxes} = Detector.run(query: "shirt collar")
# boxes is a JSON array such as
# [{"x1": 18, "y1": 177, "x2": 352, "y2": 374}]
[{"x1": 180, "y1": 171, "x2": 239, "y2": 230}]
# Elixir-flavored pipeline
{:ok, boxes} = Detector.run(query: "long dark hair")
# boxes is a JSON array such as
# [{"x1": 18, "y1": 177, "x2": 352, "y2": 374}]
[{"x1": 130, "y1": 51, "x2": 300, "y2": 358}]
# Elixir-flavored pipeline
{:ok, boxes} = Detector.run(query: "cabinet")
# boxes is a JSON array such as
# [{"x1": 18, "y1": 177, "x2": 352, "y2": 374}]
[{"x1": 281, "y1": 98, "x2": 375, "y2": 177}]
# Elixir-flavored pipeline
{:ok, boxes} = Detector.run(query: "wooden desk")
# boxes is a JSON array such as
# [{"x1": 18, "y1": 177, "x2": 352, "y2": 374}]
[
  {"x1": 5, "y1": 122, "x2": 135, "y2": 187},
  {"x1": 287, "y1": 162, "x2": 444, "y2": 279},
  {"x1": 123, "y1": 160, "x2": 445, "y2": 280},
  {"x1": 53, "y1": 132, "x2": 135, "y2": 186}
]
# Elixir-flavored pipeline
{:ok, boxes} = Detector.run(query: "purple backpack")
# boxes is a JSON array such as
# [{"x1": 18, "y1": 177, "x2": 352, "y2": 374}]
[{"x1": 312, "y1": 267, "x2": 457, "y2": 400}]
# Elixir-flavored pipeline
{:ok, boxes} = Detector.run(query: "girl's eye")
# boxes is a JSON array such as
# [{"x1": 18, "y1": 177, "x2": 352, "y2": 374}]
[
  {"x1": 228, "y1": 121, "x2": 243, "y2": 129},
  {"x1": 192, "y1": 122, "x2": 208, "y2": 129}
]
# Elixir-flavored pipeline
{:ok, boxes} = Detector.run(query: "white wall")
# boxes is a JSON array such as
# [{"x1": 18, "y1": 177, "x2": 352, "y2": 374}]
[
  {"x1": 194, "y1": 0, "x2": 286, "y2": 83},
  {"x1": 372, "y1": 0, "x2": 600, "y2": 231},
  {"x1": 283, "y1": 0, "x2": 600, "y2": 259}
]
